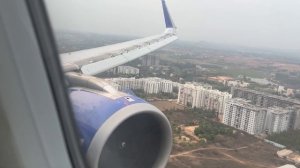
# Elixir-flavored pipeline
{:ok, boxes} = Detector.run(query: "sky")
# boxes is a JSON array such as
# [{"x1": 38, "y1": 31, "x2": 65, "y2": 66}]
[{"x1": 45, "y1": 0, "x2": 300, "y2": 51}]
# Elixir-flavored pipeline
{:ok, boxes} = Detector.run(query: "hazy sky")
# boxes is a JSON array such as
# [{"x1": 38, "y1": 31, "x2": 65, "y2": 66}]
[{"x1": 45, "y1": 0, "x2": 300, "y2": 50}]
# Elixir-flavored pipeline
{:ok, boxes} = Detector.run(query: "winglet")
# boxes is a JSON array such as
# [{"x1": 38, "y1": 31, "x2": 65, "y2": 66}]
[{"x1": 161, "y1": 0, "x2": 175, "y2": 29}]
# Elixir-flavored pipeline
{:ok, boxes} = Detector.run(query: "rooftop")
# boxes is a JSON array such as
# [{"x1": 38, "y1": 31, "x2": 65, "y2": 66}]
[
  {"x1": 228, "y1": 98, "x2": 266, "y2": 111},
  {"x1": 267, "y1": 106, "x2": 293, "y2": 114},
  {"x1": 232, "y1": 87, "x2": 300, "y2": 105}
]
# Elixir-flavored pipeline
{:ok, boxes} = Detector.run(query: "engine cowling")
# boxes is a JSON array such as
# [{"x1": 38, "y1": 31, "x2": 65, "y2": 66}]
[{"x1": 69, "y1": 87, "x2": 172, "y2": 168}]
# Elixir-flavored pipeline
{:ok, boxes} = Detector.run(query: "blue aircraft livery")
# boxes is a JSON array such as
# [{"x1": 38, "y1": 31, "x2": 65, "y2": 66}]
[
  {"x1": 162, "y1": 0, "x2": 174, "y2": 28},
  {"x1": 69, "y1": 88, "x2": 146, "y2": 153}
]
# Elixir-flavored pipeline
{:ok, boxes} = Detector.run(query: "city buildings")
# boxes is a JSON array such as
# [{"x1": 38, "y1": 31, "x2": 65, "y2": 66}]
[
  {"x1": 223, "y1": 98, "x2": 299, "y2": 135},
  {"x1": 109, "y1": 66, "x2": 139, "y2": 75},
  {"x1": 249, "y1": 78, "x2": 273, "y2": 85},
  {"x1": 231, "y1": 87, "x2": 300, "y2": 131},
  {"x1": 177, "y1": 82, "x2": 231, "y2": 120},
  {"x1": 227, "y1": 80, "x2": 249, "y2": 88},
  {"x1": 273, "y1": 86, "x2": 295, "y2": 97},
  {"x1": 264, "y1": 107, "x2": 292, "y2": 134},
  {"x1": 290, "y1": 106, "x2": 300, "y2": 130},
  {"x1": 117, "y1": 66, "x2": 139, "y2": 75},
  {"x1": 141, "y1": 55, "x2": 160, "y2": 66},
  {"x1": 223, "y1": 98, "x2": 267, "y2": 135},
  {"x1": 106, "y1": 77, "x2": 178, "y2": 94},
  {"x1": 208, "y1": 76, "x2": 233, "y2": 85},
  {"x1": 142, "y1": 78, "x2": 173, "y2": 94},
  {"x1": 277, "y1": 86, "x2": 286, "y2": 94},
  {"x1": 231, "y1": 87, "x2": 300, "y2": 108},
  {"x1": 106, "y1": 77, "x2": 144, "y2": 90}
]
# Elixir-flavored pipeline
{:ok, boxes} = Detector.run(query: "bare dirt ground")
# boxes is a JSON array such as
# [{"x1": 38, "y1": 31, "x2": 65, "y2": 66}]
[
  {"x1": 150, "y1": 100, "x2": 184, "y2": 111},
  {"x1": 150, "y1": 100, "x2": 291, "y2": 168},
  {"x1": 183, "y1": 126, "x2": 200, "y2": 141}
]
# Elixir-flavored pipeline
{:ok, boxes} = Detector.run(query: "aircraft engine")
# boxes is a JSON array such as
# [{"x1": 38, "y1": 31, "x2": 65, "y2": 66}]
[{"x1": 67, "y1": 73, "x2": 172, "y2": 168}]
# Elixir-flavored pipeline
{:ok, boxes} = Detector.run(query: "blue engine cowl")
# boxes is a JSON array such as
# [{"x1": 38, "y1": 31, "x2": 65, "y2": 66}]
[{"x1": 69, "y1": 87, "x2": 172, "y2": 168}]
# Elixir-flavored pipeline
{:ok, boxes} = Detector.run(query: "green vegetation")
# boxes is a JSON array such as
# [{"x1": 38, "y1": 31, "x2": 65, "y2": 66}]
[
  {"x1": 191, "y1": 108, "x2": 235, "y2": 141},
  {"x1": 133, "y1": 89, "x2": 177, "y2": 100},
  {"x1": 221, "y1": 68, "x2": 266, "y2": 78},
  {"x1": 276, "y1": 73, "x2": 300, "y2": 88},
  {"x1": 200, "y1": 80, "x2": 230, "y2": 93},
  {"x1": 194, "y1": 118, "x2": 233, "y2": 141},
  {"x1": 196, "y1": 64, "x2": 266, "y2": 78},
  {"x1": 247, "y1": 83, "x2": 278, "y2": 95},
  {"x1": 166, "y1": 107, "x2": 218, "y2": 120},
  {"x1": 168, "y1": 107, "x2": 234, "y2": 141},
  {"x1": 268, "y1": 130, "x2": 300, "y2": 152},
  {"x1": 190, "y1": 108, "x2": 218, "y2": 119}
]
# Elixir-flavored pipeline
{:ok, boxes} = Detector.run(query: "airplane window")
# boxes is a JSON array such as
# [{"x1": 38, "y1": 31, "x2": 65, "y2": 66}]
[{"x1": 44, "y1": 0, "x2": 300, "y2": 168}]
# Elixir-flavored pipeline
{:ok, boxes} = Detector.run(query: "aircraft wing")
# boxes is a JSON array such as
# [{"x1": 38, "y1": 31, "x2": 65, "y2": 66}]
[{"x1": 60, "y1": 0, "x2": 177, "y2": 75}]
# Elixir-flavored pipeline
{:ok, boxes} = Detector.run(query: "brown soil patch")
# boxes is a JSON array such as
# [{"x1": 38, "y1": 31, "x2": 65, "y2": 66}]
[{"x1": 150, "y1": 100, "x2": 290, "y2": 168}]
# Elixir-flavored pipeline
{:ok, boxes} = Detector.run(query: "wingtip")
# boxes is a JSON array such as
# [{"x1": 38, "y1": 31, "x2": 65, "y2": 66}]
[{"x1": 161, "y1": 0, "x2": 175, "y2": 29}]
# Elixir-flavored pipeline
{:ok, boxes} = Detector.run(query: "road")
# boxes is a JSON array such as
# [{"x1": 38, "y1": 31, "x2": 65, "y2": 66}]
[{"x1": 170, "y1": 146, "x2": 248, "y2": 158}]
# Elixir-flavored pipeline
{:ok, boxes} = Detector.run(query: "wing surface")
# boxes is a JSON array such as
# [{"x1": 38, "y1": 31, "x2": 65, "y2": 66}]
[{"x1": 61, "y1": 0, "x2": 177, "y2": 75}]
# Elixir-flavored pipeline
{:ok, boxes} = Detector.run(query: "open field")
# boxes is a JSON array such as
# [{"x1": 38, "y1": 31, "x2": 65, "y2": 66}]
[
  {"x1": 161, "y1": 50, "x2": 300, "y2": 86},
  {"x1": 150, "y1": 100, "x2": 290, "y2": 168},
  {"x1": 150, "y1": 100, "x2": 184, "y2": 112}
]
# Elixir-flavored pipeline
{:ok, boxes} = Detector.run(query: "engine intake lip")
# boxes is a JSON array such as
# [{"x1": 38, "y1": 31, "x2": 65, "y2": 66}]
[{"x1": 86, "y1": 103, "x2": 172, "y2": 168}]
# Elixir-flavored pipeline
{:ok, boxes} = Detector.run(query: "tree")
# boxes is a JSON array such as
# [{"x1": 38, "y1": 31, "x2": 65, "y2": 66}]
[{"x1": 194, "y1": 118, "x2": 233, "y2": 142}]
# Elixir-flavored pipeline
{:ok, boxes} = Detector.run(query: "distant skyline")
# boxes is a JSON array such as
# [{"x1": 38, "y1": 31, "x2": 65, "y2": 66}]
[{"x1": 46, "y1": 0, "x2": 300, "y2": 51}]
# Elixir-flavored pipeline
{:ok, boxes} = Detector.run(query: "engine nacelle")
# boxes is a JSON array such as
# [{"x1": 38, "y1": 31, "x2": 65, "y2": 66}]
[{"x1": 69, "y1": 87, "x2": 172, "y2": 168}]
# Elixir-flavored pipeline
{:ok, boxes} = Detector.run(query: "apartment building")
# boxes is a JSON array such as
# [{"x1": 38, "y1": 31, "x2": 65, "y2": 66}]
[
  {"x1": 177, "y1": 82, "x2": 231, "y2": 120},
  {"x1": 223, "y1": 98, "x2": 267, "y2": 135},
  {"x1": 264, "y1": 107, "x2": 292, "y2": 134},
  {"x1": 106, "y1": 77, "x2": 177, "y2": 94},
  {"x1": 231, "y1": 87, "x2": 300, "y2": 108}
]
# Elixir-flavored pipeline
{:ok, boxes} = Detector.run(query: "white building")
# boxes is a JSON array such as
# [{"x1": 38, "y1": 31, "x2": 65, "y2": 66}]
[
  {"x1": 292, "y1": 106, "x2": 300, "y2": 130},
  {"x1": 143, "y1": 80, "x2": 160, "y2": 94},
  {"x1": 143, "y1": 78, "x2": 174, "y2": 94},
  {"x1": 107, "y1": 77, "x2": 144, "y2": 90},
  {"x1": 161, "y1": 80, "x2": 174, "y2": 93},
  {"x1": 223, "y1": 98, "x2": 267, "y2": 135},
  {"x1": 106, "y1": 77, "x2": 177, "y2": 94},
  {"x1": 250, "y1": 78, "x2": 273, "y2": 85},
  {"x1": 177, "y1": 83, "x2": 200, "y2": 107},
  {"x1": 117, "y1": 66, "x2": 139, "y2": 75},
  {"x1": 264, "y1": 107, "x2": 292, "y2": 134},
  {"x1": 277, "y1": 85, "x2": 286, "y2": 94},
  {"x1": 227, "y1": 80, "x2": 249, "y2": 88},
  {"x1": 177, "y1": 82, "x2": 231, "y2": 120},
  {"x1": 177, "y1": 83, "x2": 212, "y2": 107}
]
